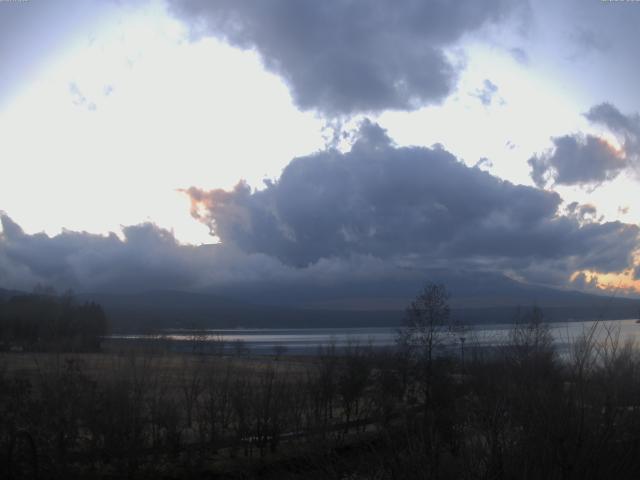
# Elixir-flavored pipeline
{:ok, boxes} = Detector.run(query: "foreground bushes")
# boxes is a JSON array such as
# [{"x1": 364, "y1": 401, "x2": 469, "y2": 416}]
[{"x1": 3, "y1": 320, "x2": 640, "y2": 479}]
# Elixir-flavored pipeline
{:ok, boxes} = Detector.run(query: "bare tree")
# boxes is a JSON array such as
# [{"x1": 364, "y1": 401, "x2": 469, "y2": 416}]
[
  {"x1": 506, "y1": 305, "x2": 555, "y2": 370},
  {"x1": 179, "y1": 357, "x2": 203, "y2": 430},
  {"x1": 398, "y1": 283, "x2": 451, "y2": 374}
]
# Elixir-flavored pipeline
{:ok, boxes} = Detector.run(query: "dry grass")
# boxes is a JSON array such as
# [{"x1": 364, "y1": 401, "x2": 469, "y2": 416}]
[{"x1": 0, "y1": 349, "x2": 310, "y2": 384}]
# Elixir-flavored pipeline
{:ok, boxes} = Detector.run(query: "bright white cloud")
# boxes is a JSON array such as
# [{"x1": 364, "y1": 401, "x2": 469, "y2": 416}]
[{"x1": 0, "y1": 1, "x2": 324, "y2": 244}]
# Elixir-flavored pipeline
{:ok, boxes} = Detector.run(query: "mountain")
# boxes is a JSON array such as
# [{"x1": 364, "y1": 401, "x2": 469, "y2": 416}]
[
  {"x1": 213, "y1": 268, "x2": 640, "y2": 311},
  {"x1": 81, "y1": 270, "x2": 640, "y2": 332},
  {"x1": 78, "y1": 290, "x2": 398, "y2": 332},
  {"x1": 4, "y1": 270, "x2": 639, "y2": 332}
]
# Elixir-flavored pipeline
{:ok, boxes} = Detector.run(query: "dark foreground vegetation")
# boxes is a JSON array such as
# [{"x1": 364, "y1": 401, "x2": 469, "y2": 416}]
[{"x1": 3, "y1": 285, "x2": 640, "y2": 479}]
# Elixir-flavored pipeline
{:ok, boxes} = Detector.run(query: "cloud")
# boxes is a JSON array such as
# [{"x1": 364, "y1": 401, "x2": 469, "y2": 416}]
[
  {"x1": 1, "y1": 122, "x2": 637, "y2": 295},
  {"x1": 571, "y1": 271, "x2": 599, "y2": 291},
  {"x1": 184, "y1": 120, "x2": 639, "y2": 286},
  {"x1": 472, "y1": 79, "x2": 499, "y2": 106},
  {"x1": 168, "y1": 0, "x2": 524, "y2": 115},
  {"x1": 528, "y1": 103, "x2": 640, "y2": 190},
  {"x1": 528, "y1": 134, "x2": 627, "y2": 189},
  {"x1": 0, "y1": 215, "x2": 200, "y2": 292},
  {"x1": 0, "y1": 211, "x2": 417, "y2": 295},
  {"x1": 475, "y1": 157, "x2": 493, "y2": 170},
  {"x1": 570, "y1": 27, "x2": 611, "y2": 57},
  {"x1": 69, "y1": 82, "x2": 97, "y2": 111},
  {"x1": 586, "y1": 103, "x2": 640, "y2": 162},
  {"x1": 509, "y1": 47, "x2": 529, "y2": 64},
  {"x1": 564, "y1": 202, "x2": 602, "y2": 225}
]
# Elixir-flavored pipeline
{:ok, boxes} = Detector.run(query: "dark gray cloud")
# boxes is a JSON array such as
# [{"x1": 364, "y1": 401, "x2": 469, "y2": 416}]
[
  {"x1": 528, "y1": 103, "x2": 640, "y2": 189},
  {"x1": 586, "y1": 103, "x2": 640, "y2": 159},
  {"x1": 475, "y1": 157, "x2": 493, "y2": 170},
  {"x1": 528, "y1": 134, "x2": 627, "y2": 189},
  {"x1": 184, "y1": 121, "x2": 639, "y2": 285},
  {"x1": 0, "y1": 212, "x2": 414, "y2": 294},
  {"x1": 564, "y1": 202, "x2": 601, "y2": 224},
  {"x1": 0, "y1": 215, "x2": 199, "y2": 292},
  {"x1": 168, "y1": 0, "x2": 524, "y2": 115},
  {"x1": 1, "y1": 121, "x2": 637, "y2": 294}
]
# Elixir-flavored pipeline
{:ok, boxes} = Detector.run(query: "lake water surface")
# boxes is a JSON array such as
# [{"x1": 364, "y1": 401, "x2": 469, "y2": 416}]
[{"x1": 109, "y1": 319, "x2": 640, "y2": 355}]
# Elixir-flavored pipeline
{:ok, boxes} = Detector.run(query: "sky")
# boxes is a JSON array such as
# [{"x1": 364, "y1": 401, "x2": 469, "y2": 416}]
[{"x1": 1, "y1": 0, "x2": 640, "y2": 299}]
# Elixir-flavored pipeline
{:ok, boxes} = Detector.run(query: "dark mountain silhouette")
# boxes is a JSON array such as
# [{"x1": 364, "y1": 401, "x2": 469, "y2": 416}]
[
  {"x1": 3, "y1": 271, "x2": 638, "y2": 332},
  {"x1": 211, "y1": 268, "x2": 638, "y2": 310},
  {"x1": 75, "y1": 271, "x2": 640, "y2": 331}
]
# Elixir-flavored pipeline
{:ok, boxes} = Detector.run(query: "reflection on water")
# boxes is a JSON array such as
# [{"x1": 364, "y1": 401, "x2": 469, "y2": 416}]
[{"x1": 107, "y1": 319, "x2": 640, "y2": 355}]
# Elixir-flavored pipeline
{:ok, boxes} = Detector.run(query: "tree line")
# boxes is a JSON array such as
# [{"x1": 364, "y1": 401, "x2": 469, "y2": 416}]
[{"x1": 0, "y1": 289, "x2": 108, "y2": 352}]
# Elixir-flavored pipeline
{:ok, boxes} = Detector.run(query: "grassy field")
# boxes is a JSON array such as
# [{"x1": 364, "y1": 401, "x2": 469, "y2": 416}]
[
  {"x1": 0, "y1": 344, "x2": 391, "y2": 478},
  {"x1": 5, "y1": 320, "x2": 640, "y2": 479}
]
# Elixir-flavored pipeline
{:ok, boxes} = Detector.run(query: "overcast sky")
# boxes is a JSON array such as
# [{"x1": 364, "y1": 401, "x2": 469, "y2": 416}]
[{"x1": 1, "y1": 0, "x2": 639, "y2": 296}]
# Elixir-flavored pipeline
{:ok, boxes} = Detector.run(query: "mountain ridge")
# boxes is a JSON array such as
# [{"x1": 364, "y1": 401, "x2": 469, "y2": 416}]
[{"x1": 3, "y1": 270, "x2": 639, "y2": 332}]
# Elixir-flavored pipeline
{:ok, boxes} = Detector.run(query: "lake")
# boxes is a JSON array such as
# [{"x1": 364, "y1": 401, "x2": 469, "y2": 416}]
[{"x1": 107, "y1": 318, "x2": 640, "y2": 355}]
